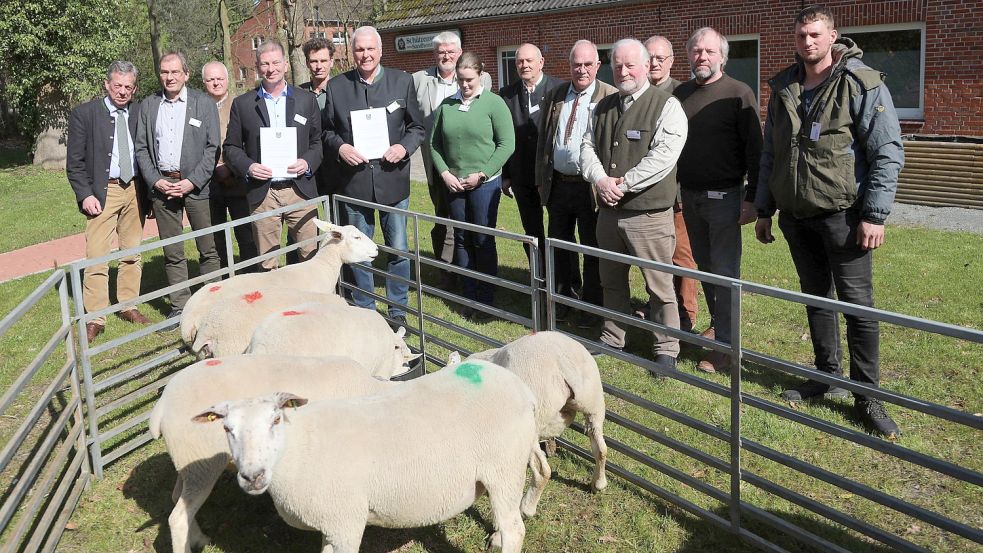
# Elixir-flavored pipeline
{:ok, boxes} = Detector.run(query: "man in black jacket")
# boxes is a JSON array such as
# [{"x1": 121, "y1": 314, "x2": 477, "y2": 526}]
[
  {"x1": 66, "y1": 60, "x2": 152, "y2": 341},
  {"x1": 499, "y1": 43, "x2": 564, "y2": 268},
  {"x1": 321, "y1": 26, "x2": 425, "y2": 326}
]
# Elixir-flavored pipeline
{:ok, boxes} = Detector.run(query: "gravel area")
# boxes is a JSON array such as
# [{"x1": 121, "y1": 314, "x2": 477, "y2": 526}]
[{"x1": 888, "y1": 202, "x2": 983, "y2": 235}]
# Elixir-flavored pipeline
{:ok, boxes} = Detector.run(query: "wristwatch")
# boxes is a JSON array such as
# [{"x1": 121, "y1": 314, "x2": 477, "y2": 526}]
[{"x1": 477, "y1": 173, "x2": 487, "y2": 184}]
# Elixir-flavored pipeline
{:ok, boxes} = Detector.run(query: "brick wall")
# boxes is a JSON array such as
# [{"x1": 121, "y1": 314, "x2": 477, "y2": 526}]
[{"x1": 379, "y1": 0, "x2": 982, "y2": 136}]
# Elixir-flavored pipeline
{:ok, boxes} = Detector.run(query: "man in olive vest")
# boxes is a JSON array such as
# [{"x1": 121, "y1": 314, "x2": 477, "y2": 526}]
[{"x1": 581, "y1": 38, "x2": 688, "y2": 375}]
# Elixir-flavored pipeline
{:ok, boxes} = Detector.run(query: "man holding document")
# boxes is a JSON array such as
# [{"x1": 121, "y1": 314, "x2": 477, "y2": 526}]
[
  {"x1": 224, "y1": 41, "x2": 323, "y2": 271},
  {"x1": 321, "y1": 25, "x2": 425, "y2": 325}
]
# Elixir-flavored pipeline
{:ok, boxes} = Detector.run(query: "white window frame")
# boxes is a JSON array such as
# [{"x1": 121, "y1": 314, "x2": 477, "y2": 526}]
[
  {"x1": 726, "y1": 33, "x2": 760, "y2": 107},
  {"x1": 238, "y1": 67, "x2": 246, "y2": 80},
  {"x1": 840, "y1": 22, "x2": 925, "y2": 120},
  {"x1": 332, "y1": 30, "x2": 346, "y2": 44},
  {"x1": 594, "y1": 43, "x2": 614, "y2": 87},
  {"x1": 251, "y1": 36, "x2": 264, "y2": 50},
  {"x1": 497, "y1": 45, "x2": 519, "y2": 89}
]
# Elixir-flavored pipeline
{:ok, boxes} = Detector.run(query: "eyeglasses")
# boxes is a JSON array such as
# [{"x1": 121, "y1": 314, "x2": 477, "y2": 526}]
[{"x1": 651, "y1": 55, "x2": 673, "y2": 65}]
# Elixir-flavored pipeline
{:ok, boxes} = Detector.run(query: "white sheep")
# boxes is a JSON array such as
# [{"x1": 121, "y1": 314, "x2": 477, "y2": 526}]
[
  {"x1": 452, "y1": 330, "x2": 608, "y2": 491},
  {"x1": 149, "y1": 354, "x2": 398, "y2": 553},
  {"x1": 245, "y1": 302, "x2": 421, "y2": 380},
  {"x1": 180, "y1": 219, "x2": 378, "y2": 346},
  {"x1": 190, "y1": 288, "x2": 348, "y2": 359},
  {"x1": 193, "y1": 360, "x2": 551, "y2": 553}
]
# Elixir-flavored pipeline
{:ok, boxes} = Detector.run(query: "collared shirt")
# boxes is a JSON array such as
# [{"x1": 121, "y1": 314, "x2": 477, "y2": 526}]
[
  {"x1": 435, "y1": 71, "x2": 458, "y2": 103},
  {"x1": 257, "y1": 82, "x2": 292, "y2": 128},
  {"x1": 358, "y1": 65, "x2": 383, "y2": 86},
  {"x1": 581, "y1": 80, "x2": 689, "y2": 193},
  {"x1": 524, "y1": 73, "x2": 544, "y2": 111},
  {"x1": 103, "y1": 97, "x2": 135, "y2": 180},
  {"x1": 155, "y1": 86, "x2": 188, "y2": 172},
  {"x1": 451, "y1": 87, "x2": 483, "y2": 105},
  {"x1": 552, "y1": 80, "x2": 596, "y2": 176},
  {"x1": 300, "y1": 81, "x2": 327, "y2": 110}
]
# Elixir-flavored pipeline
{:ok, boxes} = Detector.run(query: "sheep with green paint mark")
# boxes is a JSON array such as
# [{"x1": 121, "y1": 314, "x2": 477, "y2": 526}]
[
  {"x1": 180, "y1": 219, "x2": 378, "y2": 347},
  {"x1": 192, "y1": 360, "x2": 549, "y2": 553},
  {"x1": 245, "y1": 302, "x2": 421, "y2": 379},
  {"x1": 451, "y1": 331, "x2": 609, "y2": 491},
  {"x1": 149, "y1": 355, "x2": 397, "y2": 553}
]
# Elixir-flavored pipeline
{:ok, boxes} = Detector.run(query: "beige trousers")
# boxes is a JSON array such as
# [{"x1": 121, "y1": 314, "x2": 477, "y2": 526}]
[
  {"x1": 250, "y1": 183, "x2": 318, "y2": 271},
  {"x1": 83, "y1": 181, "x2": 145, "y2": 325}
]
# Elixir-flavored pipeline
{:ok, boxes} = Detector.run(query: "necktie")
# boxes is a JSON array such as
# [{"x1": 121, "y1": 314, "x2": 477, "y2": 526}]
[
  {"x1": 621, "y1": 95, "x2": 634, "y2": 114},
  {"x1": 115, "y1": 109, "x2": 134, "y2": 182},
  {"x1": 562, "y1": 92, "x2": 582, "y2": 145}
]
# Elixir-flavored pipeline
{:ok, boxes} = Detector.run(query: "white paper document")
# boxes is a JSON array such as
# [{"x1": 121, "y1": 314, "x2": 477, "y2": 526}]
[
  {"x1": 351, "y1": 107, "x2": 390, "y2": 160},
  {"x1": 260, "y1": 127, "x2": 298, "y2": 179}
]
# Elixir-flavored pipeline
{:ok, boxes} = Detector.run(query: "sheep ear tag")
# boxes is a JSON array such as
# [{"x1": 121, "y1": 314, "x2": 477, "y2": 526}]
[{"x1": 454, "y1": 362, "x2": 483, "y2": 385}]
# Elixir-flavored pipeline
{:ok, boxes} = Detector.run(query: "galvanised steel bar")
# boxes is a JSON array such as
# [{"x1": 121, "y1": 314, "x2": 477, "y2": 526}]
[
  {"x1": 0, "y1": 270, "x2": 64, "y2": 338},
  {"x1": 39, "y1": 470, "x2": 89, "y2": 553},
  {"x1": 0, "y1": 359, "x2": 75, "y2": 473},
  {"x1": 93, "y1": 349, "x2": 185, "y2": 393},
  {"x1": 22, "y1": 451, "x2": 87, "y2": 553},
  {"x1": 729, "y1": 281, "x2": 744, "y2": 532},
  {"x1": 0, "y1": 323, "x2": 69, "y2": 416}
]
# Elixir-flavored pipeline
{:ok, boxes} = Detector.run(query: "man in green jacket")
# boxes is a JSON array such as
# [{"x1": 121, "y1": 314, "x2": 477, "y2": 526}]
[{"x1": 755, "y1": 5, "x2": 905, "y2": 439}]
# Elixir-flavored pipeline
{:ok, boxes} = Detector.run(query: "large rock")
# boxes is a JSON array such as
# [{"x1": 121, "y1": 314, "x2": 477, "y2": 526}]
[{"x1": 32, "y1": 121, "x2": 67, "y2": 170}]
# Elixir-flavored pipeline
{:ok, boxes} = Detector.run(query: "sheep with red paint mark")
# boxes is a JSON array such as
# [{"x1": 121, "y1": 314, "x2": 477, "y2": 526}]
[
  {"x1": 179, "y1": 219, "x2": 378, "y2": 347},
  {"x1": 450, "y1": 331, "x2": 609, "y2": 492},
  {"x1": 245, "y1": 302, "x2": 420, "y2": 379},
  {"x1": 148, "y1": 354, "x2": 397, "y2": 553},
  {"x1": 190, "y1": 288, "x2": 348, "y2": 359}
]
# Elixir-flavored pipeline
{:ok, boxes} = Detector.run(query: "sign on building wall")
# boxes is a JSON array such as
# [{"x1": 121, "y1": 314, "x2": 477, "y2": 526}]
[{"x1": 394, "y1": 29, "x2": 461, "y2": 53}]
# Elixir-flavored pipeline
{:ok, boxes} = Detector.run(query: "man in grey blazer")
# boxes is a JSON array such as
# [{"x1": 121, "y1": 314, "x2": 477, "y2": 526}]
[
  {"x1": 67, "y1": 60, "x2": 152, "y2": 342},
  {"x1": 224, "y1": 40, "x2": 323, "y2": 272},
  {"x1": 322, "y1": 26, "x2": 425, "y2": 326},
  {"x1": 412, "y1": 31, "x2": 492, "y2": 276},
  {"x1": 535, "y1": 40, "x2": 617, "y2": 327},
  {"x1": 135, "y1": 50, "x2": 221, "y2": 324}
]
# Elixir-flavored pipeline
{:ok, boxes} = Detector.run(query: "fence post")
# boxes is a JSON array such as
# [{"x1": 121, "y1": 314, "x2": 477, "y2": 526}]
[
  {"x1": 729, "y1": 281, "x2": 743, "y2": 532},
  {"x1": 59, "y1": 272, "x2": 92, "y2": 487},
  {"x1": 544, "y1": 239, "x2": 556, "y2": 331},
  {"x1": 69, "y1": 263, "x2": 104, "y2": 479},
  {"x1": 530, "y1": 238, "x2": 542, "y2": 331},
  {"x1": 411, "y1": 214, "x2": 427, "y2": 371}
]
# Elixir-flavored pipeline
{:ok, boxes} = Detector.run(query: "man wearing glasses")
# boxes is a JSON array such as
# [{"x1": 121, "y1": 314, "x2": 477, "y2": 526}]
[{"x1": 673, "y1": 27, "x2": 762, "y2": 374}]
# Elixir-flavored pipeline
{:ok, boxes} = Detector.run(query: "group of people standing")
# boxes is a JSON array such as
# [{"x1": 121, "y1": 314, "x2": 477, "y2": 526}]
[{"x1": 66, "y1": 4, "x2": 903, "y2": 438}]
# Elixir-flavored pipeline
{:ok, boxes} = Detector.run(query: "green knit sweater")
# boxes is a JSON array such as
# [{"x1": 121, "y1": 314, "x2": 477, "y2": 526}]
[{"x1": 428, "y1": 91, "x2": 515, "y2": 179}]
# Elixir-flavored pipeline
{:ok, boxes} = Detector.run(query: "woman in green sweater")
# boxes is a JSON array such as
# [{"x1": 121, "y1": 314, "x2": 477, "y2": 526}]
[{"x1": 428, "y1": 52, "x2": 515, "y2": 317}]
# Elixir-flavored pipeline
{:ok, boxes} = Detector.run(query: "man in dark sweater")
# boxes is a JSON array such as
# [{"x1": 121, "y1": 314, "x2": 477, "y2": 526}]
[{"x1": 674, "y1": 27, "x2": 762, "y2": 374}]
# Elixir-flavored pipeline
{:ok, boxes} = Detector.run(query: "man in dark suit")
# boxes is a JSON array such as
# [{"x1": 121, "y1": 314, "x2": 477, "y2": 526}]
[
  {"x1": 322, "y1": 26, "x2": 425, "y2": 326},
  {"x1": 224, "y1": 40, "x2": 323, "y2": 272},
  {"x1": 135, "y1": 50, "x2": 221, "y2": 326},
  {"x1": 67, "y1": 60, "x2": 152, "y2": 342},
  {"x1": 499, "y1": 43, "x2": 564, "y2": 268},
  {"x1": 535, "y1": 40, "x2": 617, "y2": 328},
  {"x1": 298, "y1": 36, "x2": 334, "y2": 198}
]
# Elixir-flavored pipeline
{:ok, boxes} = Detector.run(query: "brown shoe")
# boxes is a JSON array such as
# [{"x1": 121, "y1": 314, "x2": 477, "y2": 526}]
[
  {"x1": 85, "y1": 322, "x2": 105, "y2": 342},
  {"x1": 697, "y1": 351, "x2": 732, "y2": 374},
  {"x1": 118, "y1": 308, "x2": 151, "y2": 325},
  {"x1": 699, "y1": 326, "x2": 716, "y2": 341}
]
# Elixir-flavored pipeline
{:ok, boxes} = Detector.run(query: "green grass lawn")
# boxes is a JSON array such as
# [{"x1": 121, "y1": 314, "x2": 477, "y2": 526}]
[{"x1": 1, "y1": 147, "x2": 982, "y2": 552}]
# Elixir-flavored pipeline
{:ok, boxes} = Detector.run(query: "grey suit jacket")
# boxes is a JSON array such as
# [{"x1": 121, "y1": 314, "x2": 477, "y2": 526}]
[
  {"x1": 321, "y1": 66, "x2": 425, "y2": 205},
  {"x1": 66, "y1": 96, "x2": 147, "y2": 212},
  {"x1": 135, "y1": 87, "x2": 221, "y2": 199},
  {"x1": 535, "y1": 80, "x2": 618, "y2": 205}
]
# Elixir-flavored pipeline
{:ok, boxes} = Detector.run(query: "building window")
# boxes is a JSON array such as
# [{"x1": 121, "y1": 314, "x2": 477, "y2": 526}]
[
  {"x1": 333, "y1": 30, "x2": 346, "y2": 44},
  {"x1": 595, "y1": 45, "x2": 614, "y2": 86},
  {"x1": 238, "y1": 67, "x2": 246, "y2": 80},
  {"x1": 312, "y1": 31, "x2": 326, "y2": 39},
  {"x1": 726, "y1": 34, "x2": 759, "y2": 103},
  {"x1": 498, "y1": 47, "x2": 518, "y2": 88},
  {"x1": 841, "y1": 23, "x2": 924, "y2": 120},
  {"x1": 251, "y1": 36, "x2": 264, "y2": 50}
]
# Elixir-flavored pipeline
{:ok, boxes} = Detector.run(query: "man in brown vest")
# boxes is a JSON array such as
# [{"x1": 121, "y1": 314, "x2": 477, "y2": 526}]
[{"x1": 581, "y1": 38, "x2": 688, "y2": 374}]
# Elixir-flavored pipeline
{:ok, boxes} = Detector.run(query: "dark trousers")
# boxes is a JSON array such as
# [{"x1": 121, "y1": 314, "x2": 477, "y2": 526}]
[
  {"x1": 778, "y1": 209, "x2": 880, "y2": 393},
  {"x1": 427, "y1": 167, "x2": 456, "y2": 265},
  {"x1": 209, "y1": 193, "x2": 258, "y2": 274},
  {"x1": 510, "y1": 179, "x2": 546, "y2": 268},
  {"x1": 152, "y1": 187, "x2": 220, "y2": 311},
  {"x1": 448, "y1": 177, "x2": 502, "y2": 305},
  {"x1": 546, "y1": 174, "x2": 601, "y2": 306}
]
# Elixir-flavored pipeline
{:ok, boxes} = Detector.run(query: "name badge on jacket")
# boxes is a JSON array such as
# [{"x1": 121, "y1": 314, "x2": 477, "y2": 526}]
[
  {"x1": 294, "y1": 114, "x2": 307, "y2": 125},
  {"x1": 626, "y1": 130, "x2": 642, "y2": 140},
  {"x1": 189, "y1": 118, "x2": 202, "y2": 128}
]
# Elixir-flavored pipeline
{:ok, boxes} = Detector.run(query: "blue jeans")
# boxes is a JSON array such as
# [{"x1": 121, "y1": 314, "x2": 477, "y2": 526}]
[
  {"x1": 448, "y1": 178, "x2": 501, "y2": 305},
  {"x1": 339, "y1": 197, "x2": 410, "y2": 317}
]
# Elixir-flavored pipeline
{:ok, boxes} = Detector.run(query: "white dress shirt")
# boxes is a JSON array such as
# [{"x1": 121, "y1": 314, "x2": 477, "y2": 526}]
[
  {"x1": 103, "y1": 97, "x2": 135, "y2": 180},
  {"x1": 552, "y1": 81, "x2": 596, "y2": 176},
  {"x1": 155, "y1": 86, "x2": 188, "y2": 172}
]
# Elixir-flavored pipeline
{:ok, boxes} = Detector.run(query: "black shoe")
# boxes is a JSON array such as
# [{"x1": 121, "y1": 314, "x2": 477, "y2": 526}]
[
  {"x1": 649, "y1": 354, "x2": 676, "y2": 378},
  {"x1": 588, "y1": 341, "x2": 622, "y2": 357},
  {"x1": 157, "y1": 309, "x2": 182, "y2": 334},
  {"x1": 781, "y1": 379, "x2": 850, "y2": 402},
  {"x1": 554, "y1": 304, "x2": 572, "y2": 321},
  {"x1": 856, "y1": 398, "x2": 901, "y2": 439},
  {"x1": 389, "y1": 314, "x2": 408, "y2": 330}
]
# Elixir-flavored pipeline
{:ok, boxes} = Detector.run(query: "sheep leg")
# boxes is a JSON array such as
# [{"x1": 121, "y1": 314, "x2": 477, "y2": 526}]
[
  {"x1": 585, "y1": 411, "x2": 608, "y2": 491},
  {"x1": 485, "y1": 474, "x2": 527, "y2": 553},
  {"x1": 320, "y1": 526, "x2": 365, "y2": 553},
  {"x1": 170, "y1": 473, "x2": 183, "y2": 504},
  {"x1": 520, "y1": 446, "x2": 551, "y2": 518},
  {"x1": 168, "y1": 459, "x2": 226, "y2": 553}
]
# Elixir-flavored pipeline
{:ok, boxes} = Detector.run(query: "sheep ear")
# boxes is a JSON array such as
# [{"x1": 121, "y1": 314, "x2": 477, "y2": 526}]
[
  {"x1": 312, "y1": 218, "x2": 331, "y2": 232},
  {"x1": 403, "y1": 351, "x2": 423, "y2": 362},
  {"x1": 395, "y1": 326, "x2": 406, "y2": 339},
  {"x1": 192, "y1": 404, "x2": 228, "y2": 423},
  {"x1": 448, "y1": 351, "x2": 461, "y2": 365},
  {"x1": 275, "y1": 392, "x2": 309, "y2": 410}
]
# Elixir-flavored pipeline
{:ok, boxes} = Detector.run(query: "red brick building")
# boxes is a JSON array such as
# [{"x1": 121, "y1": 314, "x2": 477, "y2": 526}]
[{"x1": 375, "y1": 0, "x2": 982, "y2": 207}]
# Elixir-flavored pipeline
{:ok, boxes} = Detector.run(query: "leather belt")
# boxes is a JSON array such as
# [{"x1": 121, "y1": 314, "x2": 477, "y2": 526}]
[
  {"x1": 161, "y1": 170, "x2": 182, "y2": 179},
  {"x1": 108, "y1": 177, "x2": 132, "y2": 186},
  {"x1": 553, "y1": 171, "x2": 587, "y2": 184},
  {"x1": 270, "y1": 180, "x2": 295, "y2": 190}
]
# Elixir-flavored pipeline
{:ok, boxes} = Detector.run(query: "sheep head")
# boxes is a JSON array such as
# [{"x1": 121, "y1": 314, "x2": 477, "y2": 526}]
[
  {"x1": 392, "y1": 327, "x2": 422, "y2": 370},
  {"x1": 193, "y1": 392, "x2": 308, "y2": 495},
  {"x1": 313, "y1": 218, "x2": 378, "y2": 264}
]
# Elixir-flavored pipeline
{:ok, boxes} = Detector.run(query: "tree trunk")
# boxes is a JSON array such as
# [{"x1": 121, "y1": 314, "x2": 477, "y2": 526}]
[
  {"x1": 147, "y1": 0, "x2": 163, "y2": 74},
  {"x1": 218, "y1": 0, "x2": 235, "y2": 86},
  {"x1": 32, "y1": 92, "x2": 68, "y2": 169},
  {"x1": 275, "y1": 0, "x2": 310, "y2": 85}
]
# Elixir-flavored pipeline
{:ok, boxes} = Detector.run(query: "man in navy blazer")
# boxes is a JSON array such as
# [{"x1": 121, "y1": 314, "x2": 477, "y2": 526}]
[
  {"x1": 67, "y1": 60, "x2": 152, "y2": 341},
  {"x1": 135, "y1": 50, "x2": 222, "y2": 324},
  {"x1": 224, "y1": 40, "x2": 323, "y2": 272},
  {"x1": 322, "y1": 26, "x2": 425, "y2": 325}
]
